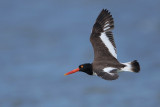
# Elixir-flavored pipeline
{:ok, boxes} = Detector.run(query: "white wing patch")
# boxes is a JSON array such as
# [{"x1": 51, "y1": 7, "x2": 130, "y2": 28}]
[
  {"x1": 100, "y1": 32, "x2": 117, "y2": 58},
  {"x1": 104, "y1": 23, "x2": 110, "y2": 31},
  {"x1": 103, "y1": 67, "x2": 117, "y2": 76},
  {"x1": 104, "y1": 27, "x2": 110, "y2": 31}
]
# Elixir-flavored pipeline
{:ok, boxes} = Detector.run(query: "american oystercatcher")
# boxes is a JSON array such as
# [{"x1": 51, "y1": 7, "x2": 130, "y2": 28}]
[{"x1": 64, "y1": 9, "x2": 140, "y2": 80}]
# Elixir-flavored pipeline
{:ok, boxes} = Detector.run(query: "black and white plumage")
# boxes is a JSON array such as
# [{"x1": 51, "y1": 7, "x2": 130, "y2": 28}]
[{"x1": 65, "y1": 9, "x2": 140, "y2": 81}]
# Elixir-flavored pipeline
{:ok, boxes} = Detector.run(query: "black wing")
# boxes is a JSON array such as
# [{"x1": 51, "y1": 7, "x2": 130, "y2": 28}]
[
  {"x1": 90, "y1": 9, "x2": 117, "y2": 62},
  {"x1": 95, "y1": 68, "x2": 119, "y2": 80}
]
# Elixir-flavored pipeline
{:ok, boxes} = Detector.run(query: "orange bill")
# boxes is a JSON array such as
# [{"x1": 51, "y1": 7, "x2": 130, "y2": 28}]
[{"x1": 64, "y1": 68, "x2": 80, "y2": 76}]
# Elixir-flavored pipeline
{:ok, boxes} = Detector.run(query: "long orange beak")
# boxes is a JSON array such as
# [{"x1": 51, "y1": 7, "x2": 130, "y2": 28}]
[{"x1": 64, "y1": 68, "x2": 80, "y2": 76}]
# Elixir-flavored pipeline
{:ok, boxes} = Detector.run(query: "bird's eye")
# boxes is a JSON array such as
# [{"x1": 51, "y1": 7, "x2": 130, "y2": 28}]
[{"x1": 81, "y1": 65, "x2": 83, "y2": 68}]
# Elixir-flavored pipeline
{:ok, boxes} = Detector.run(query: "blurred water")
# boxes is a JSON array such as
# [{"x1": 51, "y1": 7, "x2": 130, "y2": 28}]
[{"x1": 0, "y1": 0, "x2": 160, "y2": 107}]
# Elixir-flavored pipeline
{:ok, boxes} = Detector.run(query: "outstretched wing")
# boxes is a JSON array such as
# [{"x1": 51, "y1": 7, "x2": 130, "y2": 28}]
[
  {"x1": 90, "y1": 9, "x2": 117, "y2": 62},
  {"x1": 94, "y1": 67, "x2": 119, "y2": 80}
]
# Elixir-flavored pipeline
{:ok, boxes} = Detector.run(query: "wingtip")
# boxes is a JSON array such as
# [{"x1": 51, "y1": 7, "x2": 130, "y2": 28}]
[
  {"x1": 102, "y1": 9, "x2": 110, "y2": 13},
  {"x1": 92, "y1": 9, "x2": 114, "y2": 33}
]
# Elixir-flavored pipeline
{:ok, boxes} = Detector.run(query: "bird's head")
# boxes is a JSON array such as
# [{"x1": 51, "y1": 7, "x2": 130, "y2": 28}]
[{"x1": 64, "y1": 63, "x2": 92, "y2": 75}]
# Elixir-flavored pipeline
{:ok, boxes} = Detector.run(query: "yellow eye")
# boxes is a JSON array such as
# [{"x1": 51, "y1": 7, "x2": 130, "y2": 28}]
[{"x1": 81, "y1": 65, "x2": 83, "y2": 68}]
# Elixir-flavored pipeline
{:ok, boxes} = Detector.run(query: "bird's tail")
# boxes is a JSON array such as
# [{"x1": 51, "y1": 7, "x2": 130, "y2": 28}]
[{"x1": 121, "y1": 60, "x2": 140, "y2": 73}]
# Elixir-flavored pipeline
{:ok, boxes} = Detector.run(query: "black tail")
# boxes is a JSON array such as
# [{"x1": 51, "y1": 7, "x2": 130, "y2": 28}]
[{"x1": 131, "y1": 60, "x2": 140, "y2": 73}]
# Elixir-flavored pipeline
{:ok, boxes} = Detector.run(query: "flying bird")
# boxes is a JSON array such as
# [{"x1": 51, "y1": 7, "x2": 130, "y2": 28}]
[{"x1": 64, "y1": 9, "x2": 140, "y2": 80}]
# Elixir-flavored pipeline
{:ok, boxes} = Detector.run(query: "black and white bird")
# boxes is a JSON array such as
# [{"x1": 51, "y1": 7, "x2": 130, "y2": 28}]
[{"x1": 64, "y1": 9, "x2": 140, "y2": 80}]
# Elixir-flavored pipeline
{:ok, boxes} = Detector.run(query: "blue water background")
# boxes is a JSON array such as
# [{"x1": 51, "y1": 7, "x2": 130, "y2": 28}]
[{"x1": 0, "y1": 0, "x2": 160, "y2": 107}]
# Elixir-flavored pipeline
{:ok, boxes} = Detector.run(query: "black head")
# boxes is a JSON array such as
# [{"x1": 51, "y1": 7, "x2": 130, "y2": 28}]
[
  {"x1": 79, "y1": 63, "x2": 93, "y2": 75},
  {"x1": 64, "y1": 63, "x2": 92, "y2": 76}
]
